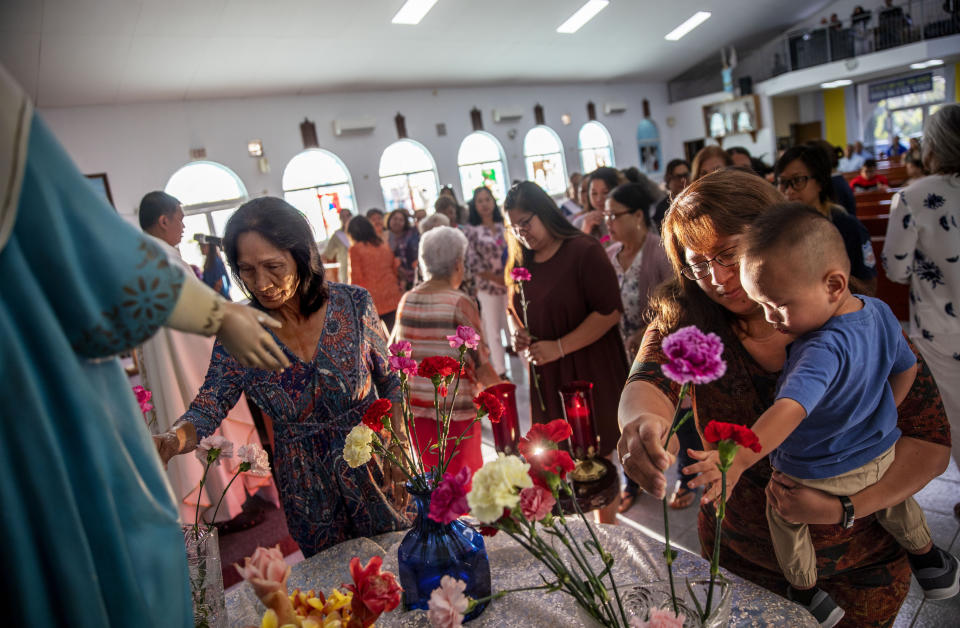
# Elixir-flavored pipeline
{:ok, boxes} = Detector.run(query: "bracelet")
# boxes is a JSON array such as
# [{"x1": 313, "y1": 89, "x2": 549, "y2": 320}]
[{"x1": 557, "y1": 338, "x2": 565, "y2": 358}]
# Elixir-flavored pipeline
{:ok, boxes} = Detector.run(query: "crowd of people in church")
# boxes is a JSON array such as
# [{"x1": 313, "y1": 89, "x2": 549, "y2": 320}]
[{"x1": 5, "y1": 45, "x2": 959, "y2": 623}]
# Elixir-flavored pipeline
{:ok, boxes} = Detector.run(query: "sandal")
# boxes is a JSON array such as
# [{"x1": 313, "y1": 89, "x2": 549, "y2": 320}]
[{"x1": 668, "y1": 483, "x2": 696, "y2": 510}]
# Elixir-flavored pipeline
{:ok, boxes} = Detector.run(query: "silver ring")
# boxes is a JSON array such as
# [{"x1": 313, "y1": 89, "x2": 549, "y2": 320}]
[
  {"x1": 256, "y1": 315, "x2": 266, "y2": 324},
  {"x1": 621, "y1": 452, "x2": 632, "y2": 464}
]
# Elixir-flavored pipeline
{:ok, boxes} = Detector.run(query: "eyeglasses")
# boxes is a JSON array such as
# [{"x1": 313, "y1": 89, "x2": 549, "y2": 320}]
[
  {"x1": 680, "y1": 245, "x2": 740, "y2": 281},
  {"x1": 602, "y1": 210, "x2": 632, "y2": 222},
  {"x1": 509, "y1": 214, "x2": 535, "y2": 234},
  {"x1": 776, "y1": 175, "x2": 811, "y2": 191}
]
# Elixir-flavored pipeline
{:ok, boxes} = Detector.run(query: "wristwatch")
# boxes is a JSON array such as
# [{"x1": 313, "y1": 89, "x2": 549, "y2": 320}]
[{"x1": 839, "y1": 495, "x2": 855, "y2": 529}]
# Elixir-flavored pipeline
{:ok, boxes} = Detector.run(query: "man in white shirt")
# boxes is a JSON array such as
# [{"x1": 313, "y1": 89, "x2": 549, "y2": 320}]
[{"x1": 839, "y1": 144, "x2": 865, "y2": 172}]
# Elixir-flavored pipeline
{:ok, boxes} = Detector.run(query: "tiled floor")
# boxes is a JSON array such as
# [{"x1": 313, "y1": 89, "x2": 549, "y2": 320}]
[{"x1": 488, "y1": 353, "x2": 960, "y2": 627}]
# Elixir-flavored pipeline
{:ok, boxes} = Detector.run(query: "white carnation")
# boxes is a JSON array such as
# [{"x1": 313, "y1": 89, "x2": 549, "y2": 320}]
[
  {"x1": 343, "y1": 424, "x2": 375, "y2": 468},
  {"x1": 466, "y1": 454, "x2": 532, "y2": 523}
]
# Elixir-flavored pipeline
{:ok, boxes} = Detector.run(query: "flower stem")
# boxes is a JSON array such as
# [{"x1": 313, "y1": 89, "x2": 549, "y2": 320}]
[
  {"x1": 659, "y1": 381, "x2": 691, "y2": 615},
  {"x1": 518, "y1": 282, "x2": 546, "y2": 412},
  {"x1": 207, "y1": 466, "x2": 243, "y2": 530},
  {"x1": 704, "y1": 468, "x2": 726, "y2": 619},
  {"x1": 193, "y1": 461, "x2": 212, "y2": 540}
]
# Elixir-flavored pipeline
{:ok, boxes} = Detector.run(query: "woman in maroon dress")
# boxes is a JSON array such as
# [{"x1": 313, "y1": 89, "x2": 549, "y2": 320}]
[{"x1": 504, "y1": 181, "x2": 629, "y2": 523}]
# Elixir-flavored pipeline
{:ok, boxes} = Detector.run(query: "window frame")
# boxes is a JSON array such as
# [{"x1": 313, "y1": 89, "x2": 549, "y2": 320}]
[
  {"x1": 378, "y1": 139, "x2": 441, "y2": 212},
  {"x1": 456, "y1": 131, "x2": 509, "y2": 204},
  {"x1": 523, "y1": 125, "x2": 568, "y2": 197},
  {"x1": 577, "y1": 121, "x2": 616, "y2": 172}
]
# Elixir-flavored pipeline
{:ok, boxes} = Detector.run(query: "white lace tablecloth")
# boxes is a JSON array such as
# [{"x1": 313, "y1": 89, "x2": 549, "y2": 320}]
[{"x1": 225, "y1": 521, "x2": 815, "y2": 626}]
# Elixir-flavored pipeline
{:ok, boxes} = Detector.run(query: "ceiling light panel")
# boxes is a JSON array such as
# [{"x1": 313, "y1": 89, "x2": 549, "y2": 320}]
[
  {"x1": 664, "y1": 11, "x2": 712, "y2": 41},
  {"x1": 909, "y1": 59, "x2": 943, "y2": 69},
  {"x1": 557, "y1": 0, "x2": 609, "y2": 34},
  {"x1": 392, "y1": 0, "x2": 440, "y2": 25},
  {"x1": 820, "y1": 79, "x2": 852, "y2": 88}
]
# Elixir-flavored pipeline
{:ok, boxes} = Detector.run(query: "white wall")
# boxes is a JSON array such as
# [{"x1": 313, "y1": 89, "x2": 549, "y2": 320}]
[
  {"x1": 39, "y1": 81, "x2": 670, "y2": 217},
  {"x1": 663, "y1": 91, "x2": 778, "y2": 163}
]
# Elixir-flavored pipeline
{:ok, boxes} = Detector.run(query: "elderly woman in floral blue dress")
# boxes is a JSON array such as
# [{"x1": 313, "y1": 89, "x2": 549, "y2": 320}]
[{"x1": 158, "y1": 197, "x2": 410, "y2": 557}]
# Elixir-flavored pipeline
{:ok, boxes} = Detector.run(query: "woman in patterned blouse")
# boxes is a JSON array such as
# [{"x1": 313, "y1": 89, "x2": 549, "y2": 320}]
[
  {"x1": 618, "y1": 169, "x2": 950, "y2": 626},
  {"x1": 883, "y1": 104, "x2": 960, "y2": 518},
  {"x1": 464, "y1": 186, "x2": 510, "y2": 378},
  {"x1": 159, "y1": 197, "x2": 410, "y2": 558}
]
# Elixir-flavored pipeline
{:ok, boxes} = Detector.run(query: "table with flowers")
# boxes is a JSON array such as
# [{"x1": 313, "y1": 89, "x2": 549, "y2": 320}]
[{"x1": 225, "y1": 522, "x2": 815, "y2": 627}]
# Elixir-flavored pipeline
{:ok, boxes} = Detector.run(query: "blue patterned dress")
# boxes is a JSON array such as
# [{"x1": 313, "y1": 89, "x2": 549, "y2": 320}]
[{"x1": 183, "y1": 283, "x2": 409, "y2": 557}]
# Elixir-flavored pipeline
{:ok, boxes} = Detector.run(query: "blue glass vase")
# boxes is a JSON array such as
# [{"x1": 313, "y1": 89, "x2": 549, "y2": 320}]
[{"x1": 397, "y1": 485, "x2": 491, "y2": 621}]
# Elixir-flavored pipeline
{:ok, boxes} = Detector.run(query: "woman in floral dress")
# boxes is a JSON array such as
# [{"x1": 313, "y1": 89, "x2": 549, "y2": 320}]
[
  {"x1": 159, "y1": 198, "x2": 410, "y2": 557},
  {"x1": 464, "y1": 186, "x2": 510, "y2": 378}
]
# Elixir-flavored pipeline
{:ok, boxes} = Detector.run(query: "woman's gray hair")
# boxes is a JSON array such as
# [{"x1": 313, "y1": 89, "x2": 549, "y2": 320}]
[
  {"x1": 419, "y1": 226, "x2": 467, "y2": 280},
  {"x1": 418, "y1": 212, "x2": 450, "y2": 234},
  {"x1": 923, "y1": 103, "x2": 960, "y2": 175}
]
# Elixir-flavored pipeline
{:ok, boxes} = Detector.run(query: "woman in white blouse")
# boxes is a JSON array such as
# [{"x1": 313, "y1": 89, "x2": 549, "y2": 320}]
[{"x1": 883, "y1": 104, "x2": 960, "y2": 517}]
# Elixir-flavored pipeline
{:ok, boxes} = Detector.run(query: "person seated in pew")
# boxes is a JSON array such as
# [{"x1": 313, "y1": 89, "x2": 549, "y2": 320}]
[
  {"x1": 903, "y1": 154, "x2": 927, "y2": 186},
  {"x1": 850, "y1": 159, "x2": 890, "y2": 192}
]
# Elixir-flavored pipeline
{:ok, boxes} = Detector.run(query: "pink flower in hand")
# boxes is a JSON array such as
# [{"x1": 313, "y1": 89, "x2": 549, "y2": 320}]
[
  {"x1": 195, "y1": 434, "x2": 234, "y2": 466},
  {"x1": 510, "y1": 267, "x2": 532, "y2": 282},
  {"x1": 237, "y1": 443, "x2": 271, "y2": 476},
  {"x1": 234, "y1": 545, "x2": 289, "y2": 600},
  {"x1": 428, "y1": 467, "x2": 471, "y2": 525},
  {"x1": 630, "y1": 607, "x2": 684, "y2": 628},
  {"x1": 446, "y1": 325, "x2": 480, "y2": 350},
  {"x1": 519, "y1": 485, "x2": 556, "y2": 521},
  {"x1": 389, "y1": 340, "x2": 412, "y2": 356},
  {"x1": 389, "y1": 354, "x2": 418, "y2": 376},
  {"x1": 661, "y1": 325, "x2": 727, "y2": 385},
  {"x1": 427, "y1": 575, "x2": 469, "y2": 628},
  {"x1": 132, "y1": 385, "x2": 153, "y2": 415}
]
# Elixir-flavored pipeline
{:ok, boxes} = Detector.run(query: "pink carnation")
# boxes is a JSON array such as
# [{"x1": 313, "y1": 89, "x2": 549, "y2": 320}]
[
  {"x1": 428, "y1": 466, "x2": 471, "y2": 525},
  {"x1": 234, "y1": 545, "x2": 289, "y2": 601},
  {"x1": 446, "y1": 325, "x2": 480, "y2": 350},
  {"x1": 195, "y1": 434, "x2": 234, "y2": 466},
  {"x1": 519, "y1": 485, "x2": 555, "y2": 521},
  {"x1": 660, "y1": 325, "x2": 727, "y2": 385},
  {"x1": 389, "y1": 340, "x2": 412, "y2": 356},
  {"x1": 132, "y1": 385, "x2": 153, "y2": 415},
  {"x1": 510, "y1": 267, "x2": 532, "y2": 282},
  {"x1": 630, "y1": 607, "x2": 684, "y2": 628},
  {"x1": 237, "y1": 443, "x2": 271, "y2": 476},
  {"x1": 427, "y1": 575, "x2": 469, "y2": 628},
  {"x1": 388, "y1": 354, "x2": 418, "y2": 376}
]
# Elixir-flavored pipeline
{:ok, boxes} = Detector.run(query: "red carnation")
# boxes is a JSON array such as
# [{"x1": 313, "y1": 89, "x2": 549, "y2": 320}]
[
  {"x1": 344, "y1": 555, "x2": 402, "y2": 627},
  {"x1": 473, "y1": 391, "x2": 504, "y2": 423},
  {"x1": 416, "y1": 356, "x2": 462, "y2": 381},
  {"x1": 528, "y1": 419, "x2": 573, "y2": 444},
  {"x1": 703, "y1": 420, "x2": 761, "y2": 453},
  {"x1": 528, "y1": 449, "x2": 576, "y2": 488},
  {"x1": 361, "y1": 399, "x2": 392, "y2": 434}
]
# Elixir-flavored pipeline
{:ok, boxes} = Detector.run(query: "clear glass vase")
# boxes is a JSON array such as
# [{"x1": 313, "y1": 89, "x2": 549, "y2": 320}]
[
  {"x1": 183, "y1": 525, "x2": 226, "y2": 628},
  {"x1": 397, "y1": 485, "x2": 491, "y2": 622},
  {"x1": 622, "y1": 578, "x2": 732, "y2": 627}
]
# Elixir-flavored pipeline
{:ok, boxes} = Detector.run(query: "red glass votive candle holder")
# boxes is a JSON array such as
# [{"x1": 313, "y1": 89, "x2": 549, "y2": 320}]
[
  {"x1": 484, "y1": 382, "x2": 520, "y2": 455},
  {"x1": 559, "y1": 381, "x2": 599, "y2": 460}
]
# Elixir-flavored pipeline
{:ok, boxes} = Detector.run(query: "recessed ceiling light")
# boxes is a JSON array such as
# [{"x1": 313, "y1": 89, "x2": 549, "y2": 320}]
[
  {"x1": 820, "y1": 79, "x2": 853, "y2": 89},
  {"x1": 557, "y1": 0, "x2": 609, "y2": 34},
  {"x1": 664, "y1": 11, "x2": 711, "y2": 41},
  {"x1": 910, "y1": 59, "x2": 944, "y2": 69},
  {"x1": 392, "y1": 0, "x2": 440, "y2": 25}
]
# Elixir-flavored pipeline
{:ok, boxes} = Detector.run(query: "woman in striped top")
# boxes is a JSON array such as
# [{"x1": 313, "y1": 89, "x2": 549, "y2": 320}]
[{"x1": 391, "y1": 226, "x2": 503, "y2": 478}]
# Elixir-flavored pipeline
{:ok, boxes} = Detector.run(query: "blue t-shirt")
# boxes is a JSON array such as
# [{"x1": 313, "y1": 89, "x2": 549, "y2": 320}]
[{"x1": 772, "y1": 296, "x2": 916, "y2": 479}]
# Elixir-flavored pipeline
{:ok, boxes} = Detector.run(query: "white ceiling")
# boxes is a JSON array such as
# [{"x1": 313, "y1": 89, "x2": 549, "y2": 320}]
[{"x1": 0, "y1": 0, "x2": 833, "y2": 108}]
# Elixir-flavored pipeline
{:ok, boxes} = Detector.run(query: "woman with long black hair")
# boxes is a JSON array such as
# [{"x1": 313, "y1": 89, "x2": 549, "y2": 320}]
[{"x1": 505, "y1": 181, "x2": 628, "y2": 523}]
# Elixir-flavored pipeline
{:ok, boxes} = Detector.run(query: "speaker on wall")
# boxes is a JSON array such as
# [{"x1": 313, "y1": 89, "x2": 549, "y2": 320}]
[{"x1": 739, "y1": 76, "x2": 753, "y2": 95}]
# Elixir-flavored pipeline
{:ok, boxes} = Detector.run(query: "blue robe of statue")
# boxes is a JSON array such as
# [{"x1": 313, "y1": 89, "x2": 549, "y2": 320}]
[{"x1": 0, "y1": 80, "x2": 191, "y2": 624}]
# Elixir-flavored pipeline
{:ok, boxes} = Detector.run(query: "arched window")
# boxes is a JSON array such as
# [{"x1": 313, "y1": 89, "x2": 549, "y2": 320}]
[
  {"x1": 523, "y1": 126, "x2": 567, "y2": 197},
  {"x1": 164, "y1": 160, "x2": 247, "y2": 274},
  {"x1": 457, "y1": 132, "x2": 508, "y2": 204},
  {"x1": 379, "y1": 140, "x2": 440, "y2": 212},
  {"x1": 578, "y1": 121, "x2": 615, "y2": 172},
  {"x1": 282, "y1": 149, "x2": 357, "y2": 241},
  {"x1": 636, "y1": 119, "x2": 662, "y2": 174}
]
